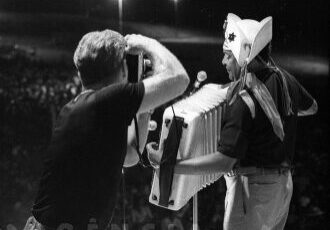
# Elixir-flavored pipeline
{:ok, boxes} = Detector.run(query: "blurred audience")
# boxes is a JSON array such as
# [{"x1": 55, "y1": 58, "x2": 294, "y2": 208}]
[
  {"x1": 0, "y1": 44, "x2": 328, "y2": 230},
  {"x1": 161, "y1": 212, "x2": 184, "y2": 230},
  {"x1": 131, "y1": 196, "x2": 153, "y2": 228}
]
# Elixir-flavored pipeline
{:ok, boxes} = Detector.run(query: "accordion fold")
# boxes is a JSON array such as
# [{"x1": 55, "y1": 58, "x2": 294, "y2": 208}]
[{"x1": 149, "y1": 84, "x2": 228, "y2": 210}]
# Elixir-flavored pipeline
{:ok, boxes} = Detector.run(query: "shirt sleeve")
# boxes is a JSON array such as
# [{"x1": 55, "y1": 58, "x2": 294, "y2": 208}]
[
  {"x1": 93, "y1": 82, "x2": 145, "y2": 124},
  {"x1": 123, "y1": 82, "x2": 145, "y2": 123},
  {"x1": 217, "y1": 97, "x2": 253, "y2": 159}
]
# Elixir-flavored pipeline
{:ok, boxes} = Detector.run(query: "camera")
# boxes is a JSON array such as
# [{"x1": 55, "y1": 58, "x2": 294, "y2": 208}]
[{"x1": 126, "y1": 54, "x2": 151, "y2": 83}]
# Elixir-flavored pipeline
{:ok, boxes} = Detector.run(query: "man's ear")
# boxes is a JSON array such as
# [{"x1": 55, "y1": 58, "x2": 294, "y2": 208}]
[
  {"x1": 77, "y1": 72, "x2": 86, "y2": 90},
  {"x1": 109, "y1": 62, "x2": 127, "y2": 84},
  {"x1": 121, "y1": 59, "x2": 128, "y2": 81}
]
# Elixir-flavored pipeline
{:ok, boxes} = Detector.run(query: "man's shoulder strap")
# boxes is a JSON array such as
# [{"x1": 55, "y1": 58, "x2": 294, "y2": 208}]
[{"x1": 239, "y1": 89, "x2": 256, "y2": 119}]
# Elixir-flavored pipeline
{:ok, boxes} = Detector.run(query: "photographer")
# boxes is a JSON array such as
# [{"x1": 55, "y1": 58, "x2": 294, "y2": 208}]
[{"x1": 26, "y1": 30, "x2": 189, "y2": 229}]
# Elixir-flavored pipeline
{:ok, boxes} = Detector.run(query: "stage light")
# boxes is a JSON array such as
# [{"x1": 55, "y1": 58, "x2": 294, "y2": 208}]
[{"x1": 118, "y1": 0, "x2": 123, "y2": 33}]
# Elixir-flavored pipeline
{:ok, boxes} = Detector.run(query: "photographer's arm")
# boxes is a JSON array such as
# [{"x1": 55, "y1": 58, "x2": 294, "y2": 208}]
[{"x1": 125, "y1": 34, "x2": 190, "y2": 113}]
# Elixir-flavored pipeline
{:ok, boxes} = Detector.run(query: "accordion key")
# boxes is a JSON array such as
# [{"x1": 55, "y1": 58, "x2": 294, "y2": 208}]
[{"x1": 149, "y1": 83, "x2": 228, "y2": 210}]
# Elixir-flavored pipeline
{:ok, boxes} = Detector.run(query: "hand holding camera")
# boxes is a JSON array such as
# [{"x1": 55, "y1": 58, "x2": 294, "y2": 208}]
[
  {"x1": 125, "y1": 34, "x2": 154, "y2": 82},
  {"x1": 125, "y1": 34, "x2": 173, "y2": 76},
  {"x1": 125, "y1": 34, "x2": 156, "y2": 55},
  {"x1": 125, "y1": 33, "x2": 189, "y2": 114}
]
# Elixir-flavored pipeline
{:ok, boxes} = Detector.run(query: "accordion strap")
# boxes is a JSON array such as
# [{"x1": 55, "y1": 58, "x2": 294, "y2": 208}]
[
  {"x1": 159, "y1": 116, "x2": 184, "y2": 207},
  {"x1": 133, "y1": 116, "x2": 150, "y2": 168}
]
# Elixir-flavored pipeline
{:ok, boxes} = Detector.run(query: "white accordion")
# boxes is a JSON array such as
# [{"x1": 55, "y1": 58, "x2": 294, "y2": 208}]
[{"x1": 149, "y1": 83, "x2": 228, "y2": 210}]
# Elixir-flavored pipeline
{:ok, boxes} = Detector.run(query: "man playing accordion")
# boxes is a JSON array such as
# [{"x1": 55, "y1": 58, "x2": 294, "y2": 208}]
[{"x1": 149, "y1": 13, "x2": 317, "y2": 230}]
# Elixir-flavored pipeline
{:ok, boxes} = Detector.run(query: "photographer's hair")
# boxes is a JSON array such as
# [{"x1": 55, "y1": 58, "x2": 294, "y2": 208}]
[{"x1": 73, "y1": 29, "x2": 126, "y2": 87}]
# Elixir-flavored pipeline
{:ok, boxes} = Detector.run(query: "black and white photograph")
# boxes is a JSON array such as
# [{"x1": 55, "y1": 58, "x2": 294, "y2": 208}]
[{"x1": 0, "y1": 0, "x2": 328, "y2": 229}]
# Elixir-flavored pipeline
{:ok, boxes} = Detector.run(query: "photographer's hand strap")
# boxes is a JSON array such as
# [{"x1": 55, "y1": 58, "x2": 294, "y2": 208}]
[{"x1": 133, "y1": 116, "x2": 150, "y2": 167}]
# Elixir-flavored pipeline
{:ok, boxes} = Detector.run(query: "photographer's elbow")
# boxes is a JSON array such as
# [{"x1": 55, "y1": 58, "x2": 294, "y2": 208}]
[
  {"x1": 178, "y1": 72, "x2": 190, "y2": 93},
  {"x1": 312, "y1": 99, "x2": 318, "y2": 114},
  {"x1": 183, "y1": 73, "x2": 190, "y2": 86},
  {"x1": 124, "y1": 146, "x2": 140, "y2": 168}
]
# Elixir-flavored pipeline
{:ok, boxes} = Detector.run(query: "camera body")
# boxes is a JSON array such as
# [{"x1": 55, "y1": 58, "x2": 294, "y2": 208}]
[{"x1": 126, "y1": 54, "x2": 151, "y2": 83}]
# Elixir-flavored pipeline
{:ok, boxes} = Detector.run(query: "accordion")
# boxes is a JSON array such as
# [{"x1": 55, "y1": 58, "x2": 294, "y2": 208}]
[{"x1": 148, "y1": 83, "x2": 228, "y2": 210}]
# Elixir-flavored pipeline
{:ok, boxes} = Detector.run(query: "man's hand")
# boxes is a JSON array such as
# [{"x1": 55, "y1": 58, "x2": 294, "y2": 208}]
[
  {"x1": 125, "y1": 34, "x2": 156, "y2": 55},
  {"x1": 23, "y1": 216, "x2": 40, "y2": 230},
  {"x1": 125, "y1": 33, "x2": 189, "y2": 114},
  {"x1": 125, "y1": 34, "x2": 166, "y2": 75}
]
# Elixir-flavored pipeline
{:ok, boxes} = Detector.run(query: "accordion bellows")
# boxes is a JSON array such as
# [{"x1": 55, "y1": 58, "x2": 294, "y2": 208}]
[{"x1": 149, "y1": 84, "x2": 229, "y2": 210}]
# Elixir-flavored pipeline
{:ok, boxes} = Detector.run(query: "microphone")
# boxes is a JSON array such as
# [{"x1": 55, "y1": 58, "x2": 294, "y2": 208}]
[{"x1": 190, "y1": 70, "x2": 207, "y2": 95}]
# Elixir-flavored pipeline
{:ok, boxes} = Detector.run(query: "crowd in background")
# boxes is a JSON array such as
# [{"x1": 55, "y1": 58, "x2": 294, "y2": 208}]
[
  {"x1": 0, "y1": 45, "x2": 328, "y2": 230},
  {"x1": 109, "y1": 168, "x2": 227, "y2": 230}
]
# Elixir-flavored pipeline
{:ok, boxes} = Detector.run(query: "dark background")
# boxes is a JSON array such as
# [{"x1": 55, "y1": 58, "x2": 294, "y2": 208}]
[{"x1": 0, "y1": 0, "x2": 328, "y2": 229}]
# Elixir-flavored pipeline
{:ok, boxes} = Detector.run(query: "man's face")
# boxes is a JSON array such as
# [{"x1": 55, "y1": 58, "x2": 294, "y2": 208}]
[{"x1": 222, "y1": 50, "x2": 241, "y2": 81}]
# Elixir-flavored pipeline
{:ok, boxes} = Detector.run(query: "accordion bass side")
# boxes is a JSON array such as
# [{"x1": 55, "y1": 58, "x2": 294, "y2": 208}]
[{"x1": 148, "y1": 83, "x2": 228, "y2": 210}]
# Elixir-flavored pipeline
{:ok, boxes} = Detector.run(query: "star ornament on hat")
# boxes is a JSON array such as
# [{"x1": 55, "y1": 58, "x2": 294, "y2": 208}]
[{"x1": 223, "y1": 13, "x2": 273, "y2": 67}]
